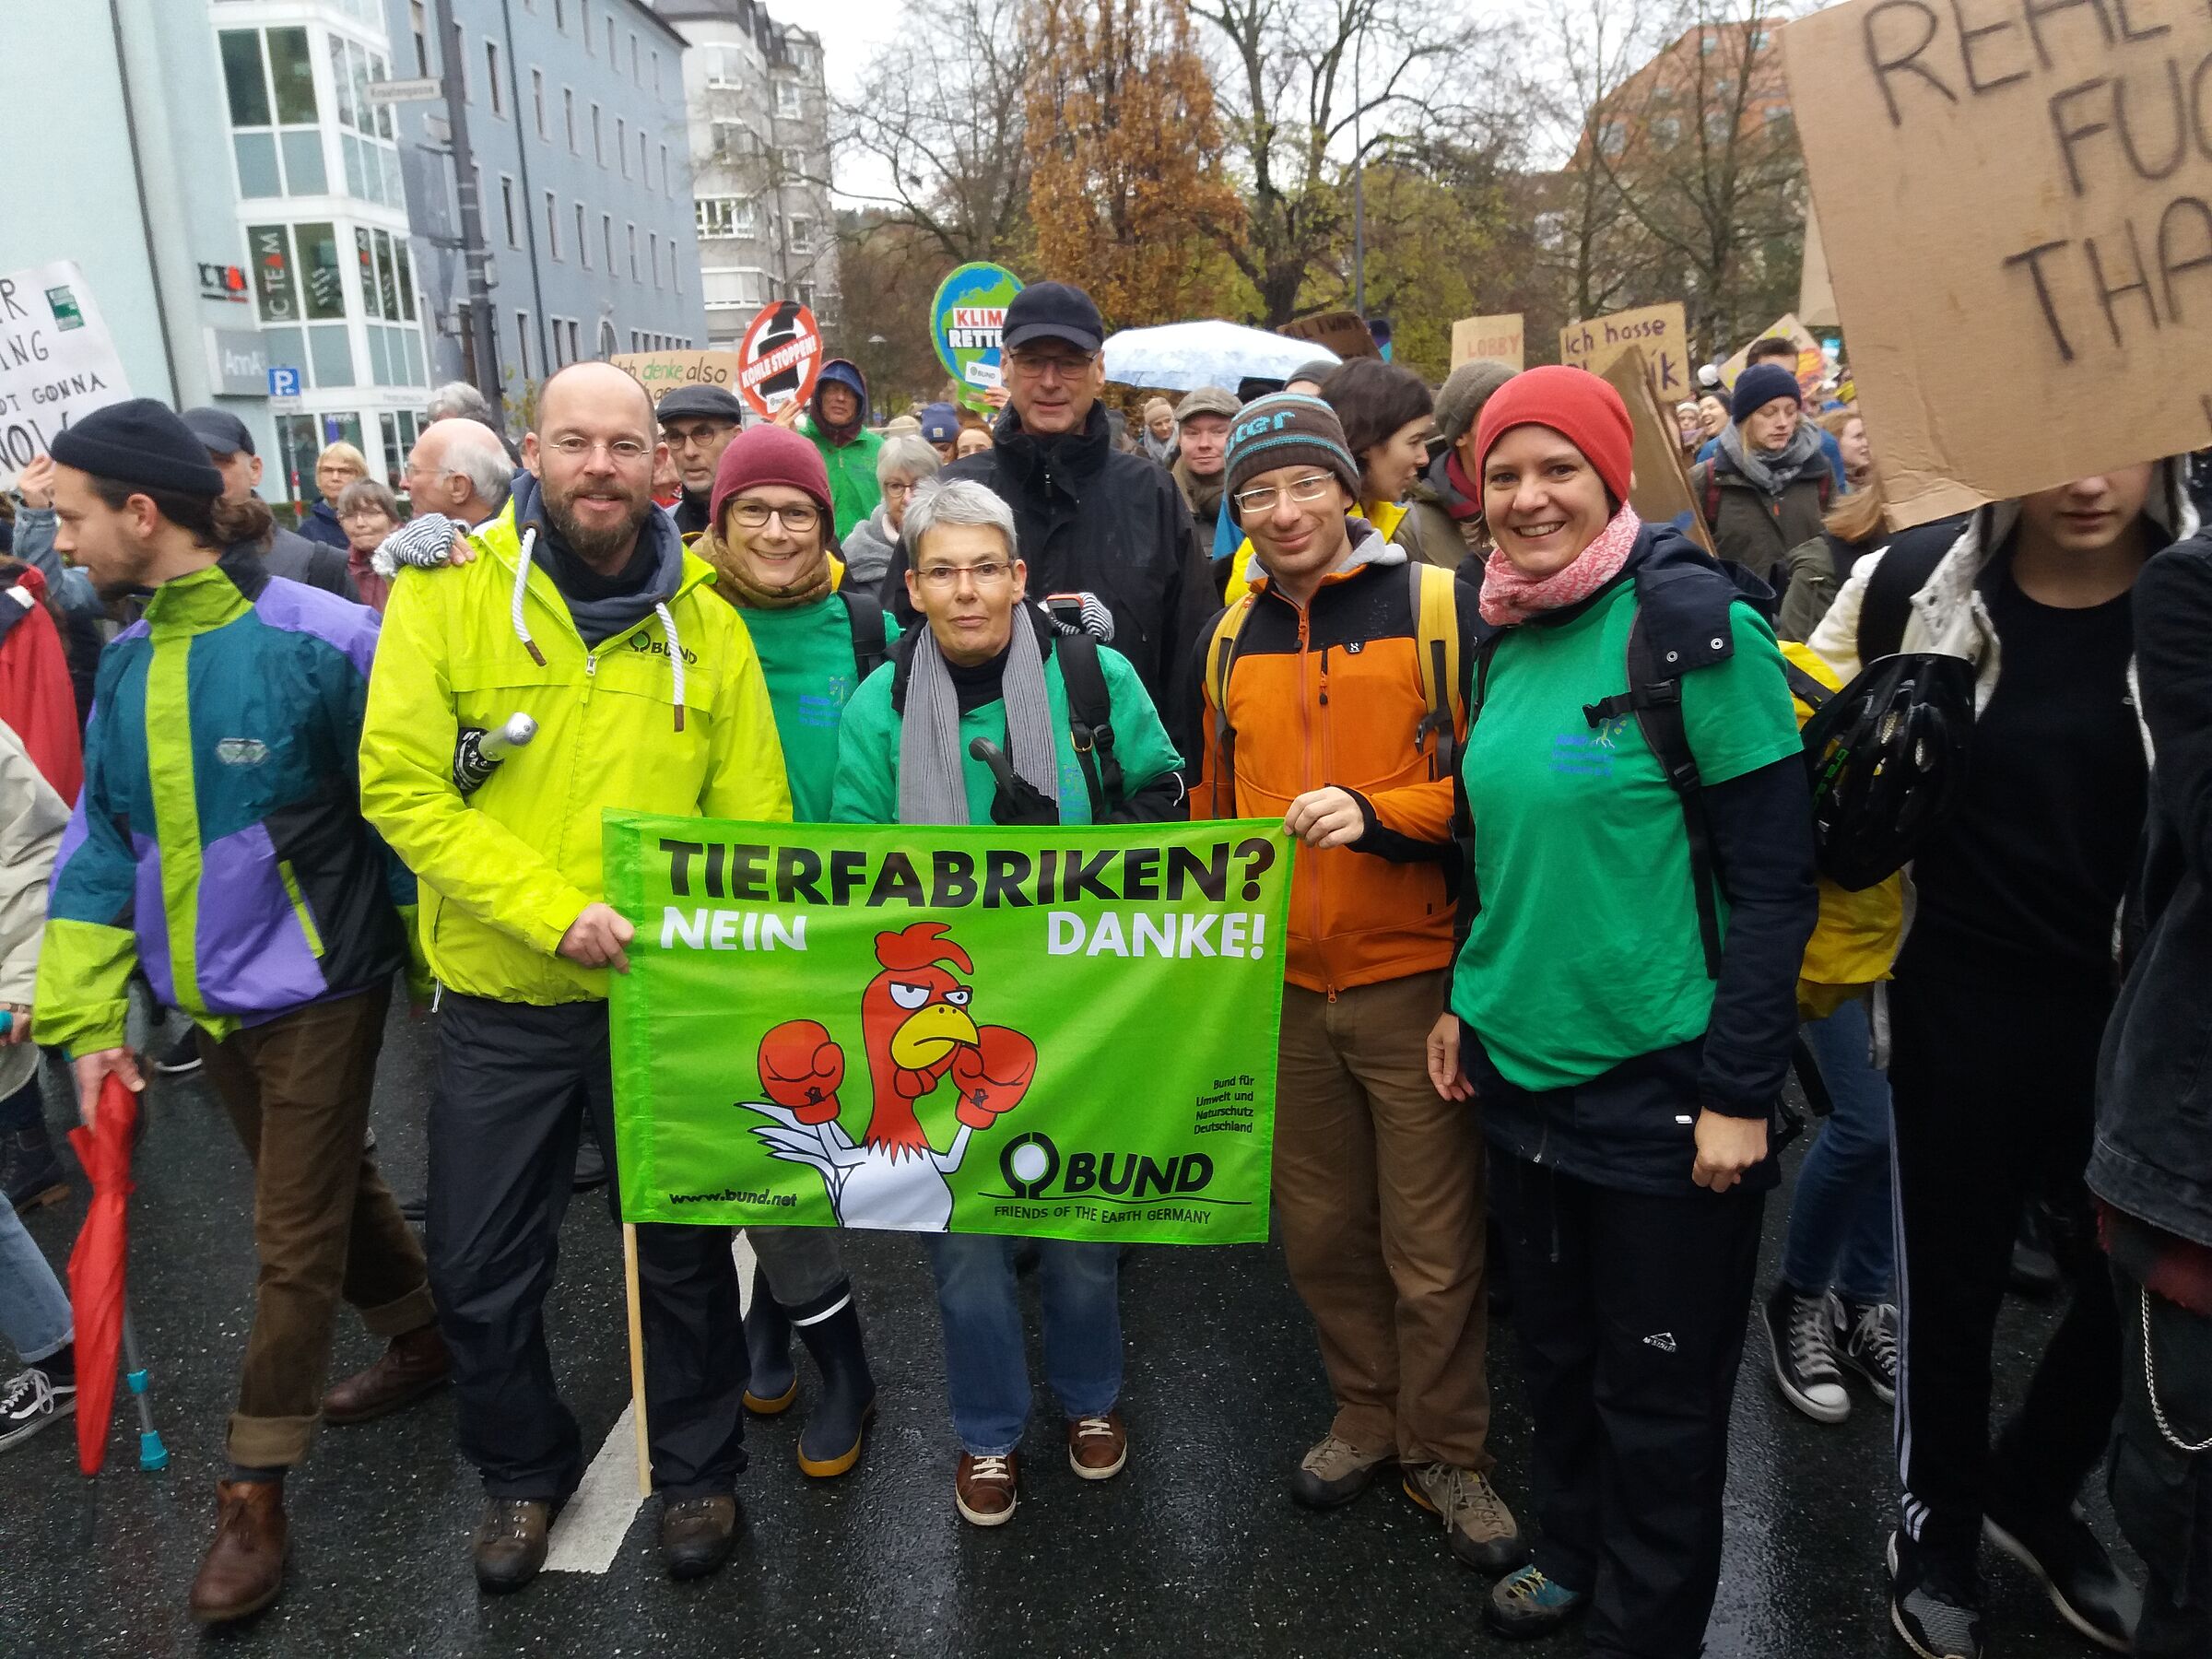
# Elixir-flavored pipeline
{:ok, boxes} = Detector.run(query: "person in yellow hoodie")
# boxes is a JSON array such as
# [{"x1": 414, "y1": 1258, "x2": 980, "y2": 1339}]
[{"x1": 359, "y1": 363, "x2": 790, "y2": 1594}]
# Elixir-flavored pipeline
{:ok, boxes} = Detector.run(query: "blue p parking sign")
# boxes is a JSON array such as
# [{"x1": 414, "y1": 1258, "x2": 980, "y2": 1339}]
[{"x1": 267, "y1": 366, "x2": 301, "y2": 397}]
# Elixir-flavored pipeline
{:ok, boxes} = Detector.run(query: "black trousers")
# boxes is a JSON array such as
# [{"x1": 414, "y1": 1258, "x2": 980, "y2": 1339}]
[
  {"x1": 1489, "y1": 1153, "x2": 1765, "y2": 1659},
  {"x1": 2108, "y1": 1262, "x2": 2212, "y2": 1658},
  {"x1": 1887, "y1": 963, "x2": 2120, "y2": 1564},
  {"x1": 425, "y1": 992, "x2": 747, "y2": 1500}
]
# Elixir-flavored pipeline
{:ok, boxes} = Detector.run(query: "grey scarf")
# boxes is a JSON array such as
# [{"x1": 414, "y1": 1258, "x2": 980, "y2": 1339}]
[
  {"x1": 898, "y1": 611, "x2": 1060, "y2": 825},
  {"x1": 1718, "y1": 417, "x2": 1825, "y2": 499}
]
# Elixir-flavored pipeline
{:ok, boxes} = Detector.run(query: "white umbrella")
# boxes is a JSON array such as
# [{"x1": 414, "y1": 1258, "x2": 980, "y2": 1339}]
[{"x1": 1101, "y1": 321, "x2": 1340, "y2": 394}]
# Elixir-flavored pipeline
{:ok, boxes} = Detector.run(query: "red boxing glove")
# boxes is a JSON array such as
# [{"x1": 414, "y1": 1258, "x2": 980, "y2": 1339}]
[
  {"x1": 949, "y1": 1026, "x2": 1037, "y2": 1130},
  {"x1": 759, "y1": 1019, "x2": 845, "y2": 1125}
]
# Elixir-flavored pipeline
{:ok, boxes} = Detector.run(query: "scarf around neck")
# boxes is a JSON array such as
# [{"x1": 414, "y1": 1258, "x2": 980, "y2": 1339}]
[
  {"x1": 696, "y1": 525, "x2": 834, "y2": 609},
  {"x1": 898, "y1": 609, "x2": 1060, "y2": 824},
  {"x1": 1718, "y1": 418, "x2": 1824, "y2": 499},
  {"x1": 1479, "y1": 505, "x2": 1642, "y2": 628}
]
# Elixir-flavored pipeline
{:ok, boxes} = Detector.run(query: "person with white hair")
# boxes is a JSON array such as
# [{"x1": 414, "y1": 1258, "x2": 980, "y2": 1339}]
[
  {"x1": 841, "y1": 433, "x2": 940, "y2": 593},
  {"x1": 427, "y1": 381, "x2": 499, "y2": 429}
]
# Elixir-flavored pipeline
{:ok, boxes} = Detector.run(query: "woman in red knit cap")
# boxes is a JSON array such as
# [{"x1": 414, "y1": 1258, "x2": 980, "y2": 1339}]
[{"x1": 1425, "y1": 367, "x2": 1818, "y2": 1655}]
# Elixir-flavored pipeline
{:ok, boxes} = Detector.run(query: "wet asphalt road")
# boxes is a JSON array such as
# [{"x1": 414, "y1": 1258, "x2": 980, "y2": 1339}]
[{"x1": 2, "y1": 1004, "x2": 2131, "y2": 1658}]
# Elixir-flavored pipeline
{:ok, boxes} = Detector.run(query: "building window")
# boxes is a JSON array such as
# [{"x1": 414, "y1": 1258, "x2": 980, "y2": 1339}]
[
  {"x1": 696, "y1": 196, "x2": 758, "y2": 238},
  {"x1": 775, "y1": 78, "x2": 799, "y2": 117},
  {"x1": 592, "y1": 103, "x2": 603, "y2": 165},
  {"x1": 532, "y1": 68, "x2": 546, "y2": 137},
  {"x1": 617, "y1": 117, "x2": 629, "y2": 178},
  {"x1": 701, "y1": 267, "x2": 760, "y2": 310},
  {"x1": 788, "y1": 215, "x2": 812, "y2": 253},
  {"x1": 652, "y1": 51, "x2": 661, "y2": 93},
  {"x1": 218, "y1": 28, "x2": 325, "y2": 198},
  {"x1": 564, "y1": 88, "x2": 576, "y2": 150},
  {"x1": 516, "y1": 311, "x2": 532, "y2": 379},
  {"x1": 500, "y1": 175, "x2": 519, "y2": 246},
  {"x1": 629, "y1": 34, "x2": 640, "y2": 83},
  {"x1": 605, "y1": 17, "x2": 615, "y2": 58},
  {"x1": 603, "y1": 213, "x2": 616, "y2": 271},
  {"x1": 555, "y1": 0, "x2": 565, "y2": 27},
  {"x1": 712, "y1": 120, "x2": 754, "y2": 160},
  {"x1": 410, "y1": 0, "x2": 428, "y2": 76},
  {"x1": 549, "y1": 316, "x2": 567, "y2": 368},
  {"x1": 576, "y1": 202, "x2": 590, "y2": 266},
  {"x1": 649, "y1": 231, "x2": 660, "y2": 288},
  {"x1": 582, "y1": 1, "x2": 592, "y2": 53},
  {"x1": 628, "y1": 222, "x2": 639, "y2": 283},
  {"x1": 705, "y1": 46, "x2": 741, "y2": 88},
  {"x1": 545, "y1": 191, "x2": 560, "y2": 259},
  {"x1": 600, "y1": 319, "x2": 618, "y2": 359},
  {"x1": 659, "y1": 143, "x2": 670, "y2": 195},
  {"x1": 779, "y1": 147, "x2": 806, "y2": 180},
  {"x1": 568, "y1": 318, "x2": 582, "y2": 362},
  {"x1": 249, "y1": 220, "x2": 352, "y2": 390},
  {"x1": 485, "y1": 41, "x2": 503, "y2": 116},
  {"x1": 638, "y1": 129, "x2": 647, "y2": 178},
  {"x1": 355, "y1": 226, "x2": 425, "y2": 388}
]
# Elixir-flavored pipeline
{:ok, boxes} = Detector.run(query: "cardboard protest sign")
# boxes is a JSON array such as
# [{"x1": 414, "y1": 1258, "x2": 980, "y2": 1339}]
[
  {"x1": 931, "y1": 263, "x2": 1023, "y2": 413},
  {"x1": 1719, "y1": 312, "x2": 1826, "y2": 395},
  {"x1": 735, "y1": 300, "x2": 822, "y2": 418},
  {"x1": 1784, "y1": 0, "x2": 2212, "y2": 524},
  {"x1": 0, "y1": 260, "x2": 132, "y2": 487},
  {"x1": 1799, "y1": 201, "x2": 1840, "y2": 331},
  {"x1": 606, "y1": 814, "x2": 1293, "y2": 1245},
  {"x1": 1277, "y1": 311, "x2": 1379, "y2": 361},
  {"x1": 1598, "y1": 346, "x2": 1713, "y2": 556},
  {"x1": 1450, "y1": 313, "x2": 1525, "y2": 371},
  {"x1": 1560, "y1": 302, "x2": 1691, "y2": 404},
  {"x1": 612, "y1": 350, "x2": 747, "y2": 409}
]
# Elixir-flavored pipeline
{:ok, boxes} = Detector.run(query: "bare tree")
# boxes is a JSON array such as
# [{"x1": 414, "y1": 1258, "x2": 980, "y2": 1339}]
[{"x1": 835, "y1": 0, "x2": 1036, "y2": 268}]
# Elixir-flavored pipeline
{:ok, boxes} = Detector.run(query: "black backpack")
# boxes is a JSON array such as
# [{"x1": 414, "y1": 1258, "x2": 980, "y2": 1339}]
[
  {"x1": 841, "y1": 589, "x2": 890, "y2": 683},
  {"x1": 1852, "y1": 515, "x2": 1970, "y2": 663}
]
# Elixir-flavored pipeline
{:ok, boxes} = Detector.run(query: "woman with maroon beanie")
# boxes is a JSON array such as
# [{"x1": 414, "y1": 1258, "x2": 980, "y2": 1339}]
[{"x1": 1427, "y1": 367, "x2": 1818, "y2": 1654}]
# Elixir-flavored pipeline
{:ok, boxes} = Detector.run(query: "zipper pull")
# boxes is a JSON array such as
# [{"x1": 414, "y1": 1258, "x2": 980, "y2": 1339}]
[{"x1": 585, "y1": 653, "x2": 597, "y2": 677}]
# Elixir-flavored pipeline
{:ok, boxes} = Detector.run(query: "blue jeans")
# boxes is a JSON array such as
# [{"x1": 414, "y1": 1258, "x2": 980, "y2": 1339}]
[
  {"x1": 1780, "y1": 997, "x2": 1896, "y2": 1304},
  {"x1": 0, "y1": 1196, "x2": 72, "y2": 1364},
  {"x1": 922, "y1": 1234, "x2": 1122, "y2": 1456}
]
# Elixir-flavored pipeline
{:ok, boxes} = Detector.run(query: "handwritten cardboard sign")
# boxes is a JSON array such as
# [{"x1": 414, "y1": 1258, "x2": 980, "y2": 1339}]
[
  {"x1": 1784, "y1": 0, "x2": 2212, "y2": 524},
  {"x1": 1599, "y1": 346, "x2": 1712, "y2": 555},
  {"x1": 1450, "y1": 313, "x2": 1525, "y2": 371},
  {"x1": 1560, "y1": 302, "x2": 1691, "y2": 405},
  {"x1": 612, "y1": 350, "x2": 747, "y2": 408},
  {"x1": 1277, "y1": 311, "x2": 1378, "y2": 361},
  {"x1": 0, "y1": 260, "x2": 132, "y2": 488},
  {"x1": 1719, "y1": 312, "x2": 1827, "y2": 395}
]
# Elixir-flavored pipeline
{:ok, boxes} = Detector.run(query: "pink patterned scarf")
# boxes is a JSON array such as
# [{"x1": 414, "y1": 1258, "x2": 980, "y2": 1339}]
[{"x1": 1478, "y1": 504, "x2": 1642, "y2": 627}]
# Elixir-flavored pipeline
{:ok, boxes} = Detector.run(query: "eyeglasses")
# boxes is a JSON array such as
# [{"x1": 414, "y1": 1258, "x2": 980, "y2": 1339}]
[
  {"x1": 1232, "y1": 473, "x2": 1337, "y2": 515},
  {"x1": 728, "y1": 500, "x2": 821, "y2": 532},
  {"x1": 915, "y1": 559, "x2": 1015, "y2": 590},
  {"x1": 1006, "y1": 349, "x2": 1096, "y2": 382},
  {"x1": 880, "y1": 479, "x2": 920, "y2": 500},
  {"x1": 546, "y1": 435, "x2": 653, "y2": 464}
]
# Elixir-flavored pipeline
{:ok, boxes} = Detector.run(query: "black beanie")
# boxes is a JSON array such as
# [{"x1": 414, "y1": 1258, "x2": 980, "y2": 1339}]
[{"x1": 50, "y1": 399, "x2": 227, "y2": 499}]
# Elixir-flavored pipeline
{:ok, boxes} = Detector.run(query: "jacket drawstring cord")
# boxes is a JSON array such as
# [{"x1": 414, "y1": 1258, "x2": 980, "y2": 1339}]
[
  {"x1": 511, "y1": 527, "x2": 547, "y2": 666},
  {"x1": 655, "y1": 601, "x2": 686, "y2": 731}
]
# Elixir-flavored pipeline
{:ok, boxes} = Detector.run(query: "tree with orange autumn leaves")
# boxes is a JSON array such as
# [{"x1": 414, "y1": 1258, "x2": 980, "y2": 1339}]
[{"x1": 1021, "y1": 0, "x2": 1246, "y2": 332}]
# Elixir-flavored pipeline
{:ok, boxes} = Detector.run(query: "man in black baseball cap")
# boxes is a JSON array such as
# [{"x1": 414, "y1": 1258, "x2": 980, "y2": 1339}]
[
  {"x1": 999, "y1": 280, "x2": 1105, "y2": 359},
  {"x1": 653, "y1": 385, "x2": 745, "y2": 539},
  {"x1": 179, "y1": 406, "x2": 355, "y2": 599}
]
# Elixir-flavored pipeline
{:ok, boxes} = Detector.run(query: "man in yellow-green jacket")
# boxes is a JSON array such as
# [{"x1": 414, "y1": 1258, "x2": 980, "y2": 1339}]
[{"x1": 359, "y1": 363, "x2": 791, "y2": 1594}]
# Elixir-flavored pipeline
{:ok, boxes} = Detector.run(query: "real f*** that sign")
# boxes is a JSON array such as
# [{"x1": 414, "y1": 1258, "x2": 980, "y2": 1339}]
[
  {"x1": 1785, "y1": 0, "x2": 2212, "y2": 524},
  {"x1": 0, "y1": 261, "x2": 131, "y2": 488},
  {"x1": 603, "y1": 814, "x2": 1293, "y2": 1245}
]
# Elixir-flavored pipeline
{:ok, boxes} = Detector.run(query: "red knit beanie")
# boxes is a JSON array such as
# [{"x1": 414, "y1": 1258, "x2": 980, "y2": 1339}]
[
  {"x1": 709, "y1": 423, "x2": 834, "y2": 530},
  {"x1": 1470, "y1": 365, "x2": 1634, "y2": 510}
]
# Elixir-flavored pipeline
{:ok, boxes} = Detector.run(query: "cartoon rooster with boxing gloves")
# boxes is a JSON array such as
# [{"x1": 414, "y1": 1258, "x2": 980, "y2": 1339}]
[{"x1": 747, "y1": 922, "x2": 1037, "y2": 1231}]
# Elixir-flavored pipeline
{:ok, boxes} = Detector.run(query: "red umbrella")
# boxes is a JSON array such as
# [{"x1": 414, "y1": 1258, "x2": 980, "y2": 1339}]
[{"x1": 66, "y1": 1074, "x2": 140, "y2": 1477}]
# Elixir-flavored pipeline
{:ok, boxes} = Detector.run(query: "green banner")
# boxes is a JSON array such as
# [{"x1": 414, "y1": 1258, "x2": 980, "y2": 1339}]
[{"x1": 605, "y1": 813, "x2": 1294, "y2": 1245}]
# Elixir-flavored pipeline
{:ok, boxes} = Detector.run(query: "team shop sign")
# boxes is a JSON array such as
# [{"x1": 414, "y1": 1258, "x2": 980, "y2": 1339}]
[{"x1": 605, "y1": 815, "x2": 1293, "y2": 1245}]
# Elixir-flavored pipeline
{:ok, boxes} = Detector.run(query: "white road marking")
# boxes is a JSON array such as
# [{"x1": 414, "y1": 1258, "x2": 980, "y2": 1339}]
[{"x1": 543, "y1": 1233, "x2": 757, "y2": 1574}]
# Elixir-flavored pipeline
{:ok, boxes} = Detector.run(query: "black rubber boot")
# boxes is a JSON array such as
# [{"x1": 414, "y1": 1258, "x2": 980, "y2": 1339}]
[
  {"x1": 792, "y1": 1290, "x2": 877, "y2": 1478},
  {"x1": 741, "y1": 1264, "x2": 796, "y2": 1416},
  {"x1": 1, "y1": 1124, "x2": 67, "y2": 1211}
]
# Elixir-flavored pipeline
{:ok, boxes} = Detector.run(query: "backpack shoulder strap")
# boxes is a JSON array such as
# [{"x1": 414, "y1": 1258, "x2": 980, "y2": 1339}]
[
  {"x1": 841, "y1": 589, "x2": 889, "y2": 683},
  {"x1": 1697, "y1": 459, "x2": 1720, "y2": 526},
  {"x1": 1408, "y1": 562, "x2": 1465, "y2": 780},
  {"x1": 1053, "y1": 631, "x2": 1121, "y2": 819},
  {"x1": 1855, "y1": 520, "x2": 1959, "y2": 664},
  {"x1": 1204, "y1": 596, "x2": 1255, "y2": 814}
]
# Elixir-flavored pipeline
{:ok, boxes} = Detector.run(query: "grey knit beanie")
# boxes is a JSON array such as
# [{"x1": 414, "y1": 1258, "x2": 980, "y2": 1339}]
[{"x1": 1432, "y1": 360, "x2": 1517, "y2": 450}]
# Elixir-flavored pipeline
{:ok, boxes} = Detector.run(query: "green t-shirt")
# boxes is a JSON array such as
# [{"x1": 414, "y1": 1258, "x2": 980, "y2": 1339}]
[
  {"x1": 740, "y1": 594, "x2": 899, "y2": 821},
  {"x1": 1451, "y1": 582, "x2": 1801, "y2": 1091},
  {"x1": 830, "y1": 641, "x2": 1182, "y2": 827}
]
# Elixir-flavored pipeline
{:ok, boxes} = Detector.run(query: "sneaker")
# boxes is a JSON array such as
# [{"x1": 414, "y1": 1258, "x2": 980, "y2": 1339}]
[
  {"x1": 1983, "y1": 1496, "x2": 2141, "y2": 1653},
  {"x1": 954, "y1": 1451, "x2": 1018, "y2": 1527},
  {"x1": 1405, "y1": 1462, "x2": 1529, "y2": 1575},
  {"x1": 0, "y1": 1366, "x2": 77, "y2": 1453},
  {"x1": 1888, "y1": 1529, "x2": 1985, "y2": 1659},
  {"x1": 1290, "y1": 1432, "x2": 1391, "y2": 1510},
  {"x1": 150, "y1": 1029, "x2": 202, "y2": 1076},
  {"x1": 1763, "y1": 1280, "x2": 1850, "y2": 1423},
  {"x1": 1483, "y1": 1563, "x2": 1586, "y2": 1640},
  {"x1": 1066, "y1": 1411, "x2": 1126, "y2": 1480},
  {"x1": 1838, "y1": 1298, "x2": 1899, "y2": 1405}
]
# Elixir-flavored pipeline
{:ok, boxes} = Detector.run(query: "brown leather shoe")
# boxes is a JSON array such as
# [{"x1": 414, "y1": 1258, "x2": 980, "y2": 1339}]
[
  {"x1": 187, "y1": 1479, "x2": 288, "y2": 1624},
  {"x1": 472, "y1": 1498, "x2": 556, "y2": 1593},
  {"x1": 659, "y1": 1493, "x2": 739, "y2": 1580},
  {"x1": 954, "y1": 1451, "x2": 1018, "y2": 1527},
  {"x1": 1067, "y1": 1410, "x2": 1127, "y2": 1480},
  {"x1": 323, "y1": 1324, "x2": 451, "y2": 1426}
]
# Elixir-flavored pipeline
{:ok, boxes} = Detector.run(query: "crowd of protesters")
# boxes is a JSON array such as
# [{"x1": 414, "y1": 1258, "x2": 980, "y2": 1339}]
[{"x1": 0, "y1": 278, "x2": 2206, "y2": 1659}]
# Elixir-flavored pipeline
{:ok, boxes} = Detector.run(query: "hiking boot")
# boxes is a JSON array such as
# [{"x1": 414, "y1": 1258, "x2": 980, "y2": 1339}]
[
  {"x1": 954, "y1": 1451, "x2": 1018, "y2": 1527},
  {"x1": 149, "y1": 1029, "x2": 202, "y2": 1077},
  {"x1": 1983, "y1": 1493, "x2": 2141, "y2": 1653},
  {"x1": 1483, "y1": 1564, "x2": 1587, "y2": 1640},
  {"x1": 1763, "y1": 1280, "x2": 1849, "y2": 1424},
  {"x1": 1067, "y1": 1410, "x2": 1127, "y2": 1480},
  {"x1": 1405, "y1": 1463, "x2": 1529, "y2": 1575},
  {"x1": 793, "y1": 1295, "x2": 877, "y2": 1477},
  {"x1": 1888, "y1": 1529, "x2": 1984, "y2": 1659},
  {"x1": 1838, "y1": 1297, "x2": 1900, "y2": 1405},
  {"x1": 187, "y1": 1479, "x2": 288, "y2": 1624},
  {"x1": 1290, "y1": 1432, "x2": 1391, "y2": 1510},
  {"x1": 322, "y1": 1323, "x2": 451, "y2": 1425},
  {"x1": 659, "y1": 1493, "x2": 739, "y2": 1581},
  {"x1": 472, "y1": 1498, "x2": 557, "y2": 1593},
  {"x1": 0, "y1": 1364, "x2": 76, "y2": 1453},
  {"x1": 741, "y1": 1265, "x2": 795, "y2": 1415},
  {"x1": 0, "y1": 1123, "x2": 67, "y2": 1211}
]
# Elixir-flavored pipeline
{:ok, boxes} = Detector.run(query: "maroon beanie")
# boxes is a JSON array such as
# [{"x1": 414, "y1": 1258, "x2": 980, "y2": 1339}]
[
  {"x1": 1471, "y1": 365, "x2": 1634, "y2": 509},
  {"x1": 709, "y1": 423, "x2": 834, "y2": 529}
]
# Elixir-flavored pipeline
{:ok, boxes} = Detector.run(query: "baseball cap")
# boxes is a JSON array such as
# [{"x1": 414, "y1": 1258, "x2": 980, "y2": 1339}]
[
  {"x1": 1174, "y1": 387, "x2": 1240, "y2": 424},
  {"x1": 180, "y1": 406, "x2": 255, "y2": 457},
  {"x1": 1001, "y1": 282, "x2": 1104, "y2": 355},
  {"x1": 655, "y1": 385, "x2": 745, "y2": 425}
]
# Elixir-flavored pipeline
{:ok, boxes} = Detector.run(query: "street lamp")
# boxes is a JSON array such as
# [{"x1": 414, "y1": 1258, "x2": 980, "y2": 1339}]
[{"x1": 867, "y1": 334, "x2": 889, "y2": 414}]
